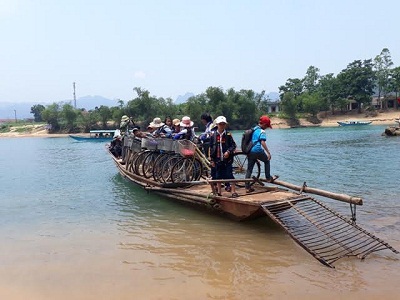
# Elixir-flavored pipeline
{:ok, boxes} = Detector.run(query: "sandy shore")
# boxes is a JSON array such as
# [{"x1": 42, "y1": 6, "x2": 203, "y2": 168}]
[
  {"x1": 271, "y1": 110, "x2": 400, "y2": 129},
  {"x1": 1, "y1": 111, "x2": 399, "y2": 137}
]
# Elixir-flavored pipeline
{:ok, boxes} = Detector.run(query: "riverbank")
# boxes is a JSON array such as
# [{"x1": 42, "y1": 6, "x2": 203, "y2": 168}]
[
  {"x1": 1, "y1": 110, "x2": 399, "y2": 137},
  {"x1": 270, "y1": 110, "x2": 400, "y2": 129}
]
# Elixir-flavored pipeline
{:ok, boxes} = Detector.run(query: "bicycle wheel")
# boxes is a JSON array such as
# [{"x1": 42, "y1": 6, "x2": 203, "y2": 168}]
[
  {"x1": 232, "y1": 152, "x2": 260, "y2": 187},
  {"x1": 134, "y1": 150, "x2": 151, "y2": 176},
  {"x1": 171, "y1": 158, "x2": 197, "y2": 183},
  {"x1": 152, "y1": 152, "x2": 172, "y2": 182},
  {"x1": 127, "y1": 151, "x2": 140, "y2": 173},
  {"x1": 192, "y1": 158, "x2": 203, "y2": 181},
  {"x1": 160, "y1": 155, "x2": 181, "y2": 183},
  {"x1": 142, "y1": 151, "x2": 160, "y2": 178}
]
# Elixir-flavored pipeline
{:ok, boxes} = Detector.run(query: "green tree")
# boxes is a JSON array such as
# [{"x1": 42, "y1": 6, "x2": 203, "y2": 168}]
[
  {"x1": 229, "y1": 89, "x2": 258, "y2": 128},
  {"x1": 185, "y1": 94, "x2": 208, "y2": 127},
  {"x1": 77, "y1": 110, "x2": 97, "y2": 132},
  {"x1": 279, "y1": 78, "x2": 303, "y2": 98},
  {"x1": 318, "y1": 73, "x2": 342, "y2": 114},
  {"x1": 337, "y1": 59, "x2": 375, "y2": 113},
  {"x1": 300, "y1": 92, "x2": 324, "y2": 122},
  {"x1": 389, "y1": 66, "x2": 400, "y2": 110},
  {"x1": 30, "y1": 104, "x2": 45, "y2": 122},
  {"x1": 96, "y1": 105, "x2": 112, "y2": 128},
  {"x1": 303, "y1": 66, "x2": 320, "y2": 93},
  {"x1": 279, "y1": 78, "x2": 304, "y2": 112},
  {"x1": 205, "y1": 86, "x2": 226, "y2": 115},
  {"x1": 60, "y1": 103, "x2": 78, "y2": 132},
  {"x1": 41, "y1": 103, "x2": 61, "y2": 132},
  {"x1": 280, "y1": 92, "x2": 299, "y2": 126},
  {"x1": 374, "y1": 48, "x2": 393, "y2": 109}
]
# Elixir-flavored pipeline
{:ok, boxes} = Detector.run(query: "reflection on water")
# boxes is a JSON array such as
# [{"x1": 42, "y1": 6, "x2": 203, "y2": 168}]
[{"x1": 1, "y1": 128, "x2": 400, "y2": 299}]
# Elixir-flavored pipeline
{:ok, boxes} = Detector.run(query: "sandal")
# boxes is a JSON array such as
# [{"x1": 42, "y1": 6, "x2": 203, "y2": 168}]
[
  {"x1": 246, "y1": 187, "x2": 255, "y2": 193},
  {"x1": 231, "y1": 192, "x2": 239, "y2": 198},
  {"x1": 266, "y1": 175, "x2": 279, "y2": 183}
]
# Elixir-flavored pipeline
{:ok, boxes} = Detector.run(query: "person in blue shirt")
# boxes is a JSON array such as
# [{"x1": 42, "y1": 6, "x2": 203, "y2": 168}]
[{"x1": 245, "y1": 115, "x2": 277, "y2": 193}]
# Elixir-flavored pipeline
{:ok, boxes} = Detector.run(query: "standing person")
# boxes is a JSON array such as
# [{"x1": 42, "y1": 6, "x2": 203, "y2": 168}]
[
  {"x1": 109, "y1": 132, "x2": 123, "y2": 158},
  {"x1": 198, "y1": 113, "x2": 213, "y2": 155},
  {"x1": 120, "y1": 115, "x2": 134, "y2": 163},
  {"x1": 245, "y1": 115, "x2": 277, "y2": 193},
  {"x1": 209, "y1": 116, "x2": 238, "y2": 198}
]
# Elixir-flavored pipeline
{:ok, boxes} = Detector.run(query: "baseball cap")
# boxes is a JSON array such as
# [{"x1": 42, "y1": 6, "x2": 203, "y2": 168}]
[{"x1": 259, "y1": 115, "x2": 272, "y2": 128}]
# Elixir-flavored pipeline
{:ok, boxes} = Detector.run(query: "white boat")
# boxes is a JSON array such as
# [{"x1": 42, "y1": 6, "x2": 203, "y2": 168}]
[
  {"x1": 337, "y1": 120, "x2": 372, "y2": 126},
  {"x1": 69, "y1": 129, "x2": 116, "y2": 141}
]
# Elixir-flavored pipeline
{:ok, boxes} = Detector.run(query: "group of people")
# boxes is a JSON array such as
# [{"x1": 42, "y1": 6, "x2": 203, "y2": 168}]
[
  {"x1": 110, "y1": 113, "x2": 276, "y2": 198},
  {"x1": 206, "y1": 114, "x2": 275, "y2": 197}
]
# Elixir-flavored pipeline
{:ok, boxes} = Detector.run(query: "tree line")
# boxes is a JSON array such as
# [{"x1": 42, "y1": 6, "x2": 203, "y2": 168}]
[{"x1": 30, "y1": 48, "x2": 399, "y2": 133}]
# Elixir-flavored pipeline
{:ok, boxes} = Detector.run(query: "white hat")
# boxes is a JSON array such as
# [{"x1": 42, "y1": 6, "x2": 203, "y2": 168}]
[
  {"x1": 121, "y1": 115, "x2": 129, "y2": 122},
  {"x1": 149, "y1": 117, "x2": 164, "y2": 128},
  {"x1": 180, "y1": 116, "x2": 194, "y2": 127},
  {"x1": 215, "y1": 116, "x2": 227, "y2": 124}
]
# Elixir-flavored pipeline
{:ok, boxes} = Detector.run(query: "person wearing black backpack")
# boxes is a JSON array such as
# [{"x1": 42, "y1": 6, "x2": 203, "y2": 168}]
[{"x1": 245, "y1": 115, "x2": 276, "y2": 193}]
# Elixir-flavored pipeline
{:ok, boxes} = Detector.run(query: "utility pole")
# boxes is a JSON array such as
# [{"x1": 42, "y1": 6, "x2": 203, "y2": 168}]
[
  {"x1": 14, "y1": 110, "x2": 17, "y2": 123},
  {"x1": 73, "y1": 82, "x2": 76, "y2": 108}
]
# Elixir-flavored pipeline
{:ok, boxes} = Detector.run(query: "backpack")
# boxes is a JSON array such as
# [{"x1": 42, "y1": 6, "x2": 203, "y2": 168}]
[{"x1": 241, "y1": 128, "x2": 255, "y2": 154}]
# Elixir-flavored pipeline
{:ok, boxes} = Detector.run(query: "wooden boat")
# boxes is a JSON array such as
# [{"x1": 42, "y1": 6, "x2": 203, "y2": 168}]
[
  {"x1": 107, "y1": 137, "x2": 398, "y2": 267},
  {"x1": 69, "y1": 129, "x2": 116, "y2": 141},
  {"x1": 337, "y1": 120, "x2": 372, "y2": 126}
]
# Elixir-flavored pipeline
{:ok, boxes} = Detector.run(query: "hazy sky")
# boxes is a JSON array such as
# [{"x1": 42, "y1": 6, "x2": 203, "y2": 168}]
[{"x1": 1, "y1": 0, "x2": 399, "y2": 104}]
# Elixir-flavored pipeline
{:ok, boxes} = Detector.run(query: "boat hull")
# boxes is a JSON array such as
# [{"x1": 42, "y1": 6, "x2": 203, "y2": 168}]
[
  {"x1": 337, "y1": 121, "x2": 372, "y2": 126},
  {"x1": 69, "y1": 135, "x2": 113, "y2": 142},
  {"x1": 108, "y1": 150, "x2": 293, "y2": 221}
]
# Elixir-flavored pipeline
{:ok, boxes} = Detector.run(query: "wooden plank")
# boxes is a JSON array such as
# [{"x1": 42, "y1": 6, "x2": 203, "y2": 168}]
[{"x1": 264, "y1": 179, "x2": 363, "y2": 206}]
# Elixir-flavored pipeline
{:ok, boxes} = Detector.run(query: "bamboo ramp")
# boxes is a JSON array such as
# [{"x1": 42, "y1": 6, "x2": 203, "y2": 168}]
[{"x1": 261, "y1": 197, "x2": 399, "y2": 268}]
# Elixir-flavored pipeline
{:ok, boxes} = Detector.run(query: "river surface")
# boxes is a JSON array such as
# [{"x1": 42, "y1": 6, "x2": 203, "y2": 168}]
[{"x1": 1, "y1": 125, "x2": 399, "y2": 300}]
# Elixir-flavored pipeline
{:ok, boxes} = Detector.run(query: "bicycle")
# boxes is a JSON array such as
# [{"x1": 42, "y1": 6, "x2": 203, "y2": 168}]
[{"x1": 170, "y1": 140, "x2": 211, "y2": 183}]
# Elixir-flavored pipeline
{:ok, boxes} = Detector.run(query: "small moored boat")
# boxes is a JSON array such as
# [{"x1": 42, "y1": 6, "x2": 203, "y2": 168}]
[
  {"x1": 69, "y1": 129, "x2": 117, "y2": 142},
  {"x1": 337, "y1": 120, "x2": 372, "y2": 126}
]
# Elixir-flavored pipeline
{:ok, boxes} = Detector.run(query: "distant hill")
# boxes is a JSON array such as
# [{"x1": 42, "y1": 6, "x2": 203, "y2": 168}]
[
  {"x1": 74, "y1": 95, "x2": 118, "y2": 110},
  {"x1": 0, "y1": 102, "x2": 37, "y2": 120},
  {"x1": 175, "y1": 92, "x2": 195, "y2": 104},
  {"x1": 0, "y1": 95, "x2": 119, "y2": 119}
]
